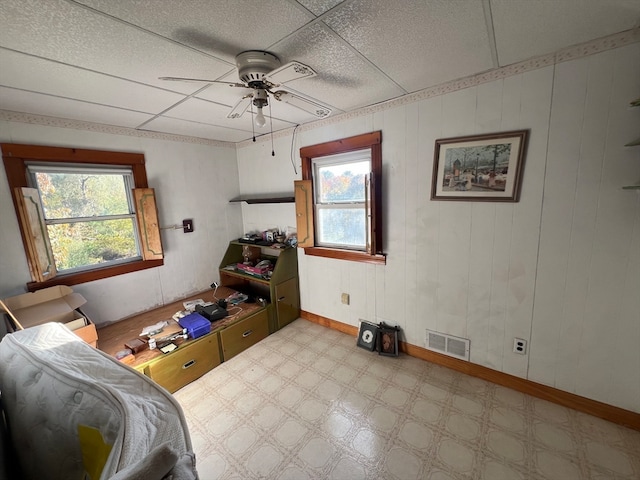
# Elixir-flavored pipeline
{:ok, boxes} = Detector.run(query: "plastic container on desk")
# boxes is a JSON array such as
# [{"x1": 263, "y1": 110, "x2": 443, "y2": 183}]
[{"x1": 178, "y1": 312, "x2": 211, "y2": 339}]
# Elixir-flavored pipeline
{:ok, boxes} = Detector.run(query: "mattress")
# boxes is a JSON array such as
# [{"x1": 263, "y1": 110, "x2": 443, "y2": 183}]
[{"x1": 0, "y1": 322, "x2": 193, "y2": 479}]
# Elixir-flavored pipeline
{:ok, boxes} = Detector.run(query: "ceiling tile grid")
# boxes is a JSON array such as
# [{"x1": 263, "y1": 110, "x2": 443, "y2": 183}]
[
  {"x1": 0, "y1": 86, "x2": 154, "y2": 128},
  {"x1": 323, "y1": 0, "x2": 495, "y2": 93},
  {"x1": 0, "y1": 0, "x2": 638, "y2": 143},
  {"x1": 490, "y1": 0, "x2": 640, "y2": 66},
  {"x1": 0, "y1": 50, "x2": 184, "y2": 114}
]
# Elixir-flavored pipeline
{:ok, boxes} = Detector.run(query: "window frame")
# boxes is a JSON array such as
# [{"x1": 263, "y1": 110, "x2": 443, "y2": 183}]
[
  {"x1": 312, "y1": 150, "x2": 371, "y2": 250},
  {"x1": 27, "y1": 163, "x2": 142, "y2": 274},
  {"x1": 299, "y1": 131, "x2": 386, "y2": 264},
  {"x1": 2, "y1": 143, "x2": 163, "y2": 291}
]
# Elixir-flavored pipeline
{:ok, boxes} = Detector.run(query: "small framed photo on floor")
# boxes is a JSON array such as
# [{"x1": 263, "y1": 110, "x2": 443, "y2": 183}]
[
  {"x1": 357, "y1": 320, "x2": 378, "y2": 351},
  {"x1": 378, "y1": 324, "x2": 399, "y2": 356}
]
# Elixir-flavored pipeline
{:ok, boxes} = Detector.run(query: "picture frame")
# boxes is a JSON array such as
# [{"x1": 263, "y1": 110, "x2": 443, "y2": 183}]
[
  {"x1": 356, "y1": 320, "x2": 379, "y2": 351},
  {"x1": 431, "y1": 130, "x2": 529, "y2": 202},
  {"x1": 377, "y1": 324, "x2": 399, "y2": 357}
]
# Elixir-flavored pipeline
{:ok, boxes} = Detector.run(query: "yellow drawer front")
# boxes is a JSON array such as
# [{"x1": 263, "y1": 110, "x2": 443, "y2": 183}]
[
  {"x1": 145, "y1": 334, "x2": 220, "y2": 393},
  {"x1": 220, "y1": 309, "x2": 269, "y2": 361}
]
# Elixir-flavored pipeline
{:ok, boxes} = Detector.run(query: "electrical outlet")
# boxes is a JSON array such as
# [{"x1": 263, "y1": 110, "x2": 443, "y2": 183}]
[
  {"x1": 513, "y1": 338, "x2": 527, "y2": 355},
  {"x1": 341, "y1": 293, "x2": 350, "y2": 305},
  {"x1": 182, "y1": 219, "x2": 194, "y2": 233}
]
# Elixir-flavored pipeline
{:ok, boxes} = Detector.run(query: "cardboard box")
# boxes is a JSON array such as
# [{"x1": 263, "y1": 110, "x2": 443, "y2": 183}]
[{"x1": 1, "y1": 286, "x2": 98, "y2": 347}]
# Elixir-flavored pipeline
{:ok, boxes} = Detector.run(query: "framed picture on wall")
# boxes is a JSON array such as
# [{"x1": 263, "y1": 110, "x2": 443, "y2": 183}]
[{"x1": 431, "y1": 130, "x2": 529, "y2": 202}]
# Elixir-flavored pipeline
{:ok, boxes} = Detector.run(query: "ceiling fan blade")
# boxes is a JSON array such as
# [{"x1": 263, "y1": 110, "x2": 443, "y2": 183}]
[
  {"x1": 272, "y1": 91, "x2": 331, "y2": 118},
  {"x1": 227, "y1": 96, "x2": 252, "y2": 119},
  {"x1": 265, "y1": 61, "x2": 317, "y2": 85},
  {"x1": 159, "y1": 76, "x2": 247, "y2": 88}
]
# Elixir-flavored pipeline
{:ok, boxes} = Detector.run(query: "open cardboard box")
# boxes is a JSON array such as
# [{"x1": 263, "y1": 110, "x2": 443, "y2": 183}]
[{"x1": 1, "y1": 285, "x2": 98, "y2": 347}]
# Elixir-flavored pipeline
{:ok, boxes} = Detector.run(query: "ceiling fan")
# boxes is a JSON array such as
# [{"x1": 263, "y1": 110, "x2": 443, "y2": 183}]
[{"x1": 160, "y1": 50, "x2": 332, "y2": 128}]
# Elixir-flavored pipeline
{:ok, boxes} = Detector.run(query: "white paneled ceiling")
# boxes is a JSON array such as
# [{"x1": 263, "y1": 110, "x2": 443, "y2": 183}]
[{"x1": 1, "y1": 0, "x2": 639, "y2": 144}]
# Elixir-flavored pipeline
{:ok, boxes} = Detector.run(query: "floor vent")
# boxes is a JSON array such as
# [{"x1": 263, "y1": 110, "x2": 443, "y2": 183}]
[{"x1": 425, "y1": 330, "x2": 470, "y2": 361}]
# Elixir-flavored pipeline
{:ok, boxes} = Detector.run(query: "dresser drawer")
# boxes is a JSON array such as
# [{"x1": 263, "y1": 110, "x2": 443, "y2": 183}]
[
  {"x1": 220, "y1": 309, "x2": 269, "y2": 360},
  {"x1": 144, "y1": 334, "x2": 221, "y2": 393}
]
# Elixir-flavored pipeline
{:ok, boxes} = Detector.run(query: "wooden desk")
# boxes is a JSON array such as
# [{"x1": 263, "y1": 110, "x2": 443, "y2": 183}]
[{"x1": 98, "y1": 287, "x2": 268, "y2": 392}]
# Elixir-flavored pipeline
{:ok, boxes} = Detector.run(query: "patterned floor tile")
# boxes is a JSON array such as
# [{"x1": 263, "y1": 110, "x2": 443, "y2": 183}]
[{"x1": 173, "y1": 319, "x2": 640, "y2": 480}]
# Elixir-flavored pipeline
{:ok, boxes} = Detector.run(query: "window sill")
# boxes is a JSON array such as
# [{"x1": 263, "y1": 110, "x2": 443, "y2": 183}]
[
  {"x1": 303, "y1": 247, "x2": 386, "y2": 265},
  {"x1": 27, "y1": 259, "x2": 164, "y2": 292}
]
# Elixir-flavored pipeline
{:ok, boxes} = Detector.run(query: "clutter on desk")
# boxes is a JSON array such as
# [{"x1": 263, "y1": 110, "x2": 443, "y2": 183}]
[
  {"x1": 239, "y1": 227, "x2": 297, "y2": 248},
  {"x1": 149, "y1": 320, "x2": 187, "y2": 342},
  {"x1": 115, "y1": 349, "x2": 136, "y2": 364},
  {"x1": 195, "y1": 302, "x2": 228, "y2": 321},
  {"x1": 226, "y1": 292, "x2": 249, "y2": 305},
  {"x1": 160, "y1": 343, "x2": 177, "y2": 354},
  {"x1": 236, "y1": 259, "x2": 273, "y2": 277},
  {"x1": 182, "y1": 299, "x2": 205, "y2": 311},
  {"x1": 124, "y1": 337, "x2": 148, "y2": 354},
  {"x1": 140, "y1": 320, "x2": 169, "y2": 337},
  {"x1": 178, "y1": 312, "x2": 211, "y2": 339}
]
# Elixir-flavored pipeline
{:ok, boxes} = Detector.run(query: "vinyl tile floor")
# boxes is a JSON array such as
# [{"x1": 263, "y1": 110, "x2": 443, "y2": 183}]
[{"x1": 173, "y1": 319, "x2": 640, "y2": 479}]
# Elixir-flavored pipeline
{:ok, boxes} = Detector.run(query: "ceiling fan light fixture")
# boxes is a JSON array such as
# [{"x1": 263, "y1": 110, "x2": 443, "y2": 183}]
[
  {"x1": 252, "y1": 89, "x2": 269, "y2": 127},
  {"x1": 255, "y1": 107, "x2": 266, "y2": 128}
]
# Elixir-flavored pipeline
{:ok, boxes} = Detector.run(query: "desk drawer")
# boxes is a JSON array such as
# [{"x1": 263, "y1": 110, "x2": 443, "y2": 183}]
[
  {"x1": 220, "y1": 309, "x2": 269, "y2": 360},
  {"x1": 144, "y1": 334, "x2": 220, "y2": 393}
]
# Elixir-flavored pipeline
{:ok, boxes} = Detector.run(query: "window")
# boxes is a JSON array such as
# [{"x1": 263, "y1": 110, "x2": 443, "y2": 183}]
[
  {"x1": 27, "y1": 164, "x2": 140, "y2": 273},
  {"x1": 296, "y1": 131, "x2": 385, "y2": 264},
  {"x1": 2, "y1": 144, "x2": 163, "y2": 291},
  {"x1": 313, "y1": 150, "x2": 370, "y2": 249}
]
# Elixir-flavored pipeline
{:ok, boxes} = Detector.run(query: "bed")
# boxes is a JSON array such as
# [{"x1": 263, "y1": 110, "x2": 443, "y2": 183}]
[{"x1": 0, "y1": 322, "x2": 198, "y2": 479}]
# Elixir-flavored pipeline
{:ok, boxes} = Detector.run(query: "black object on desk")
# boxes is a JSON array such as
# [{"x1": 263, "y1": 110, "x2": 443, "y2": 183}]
[{"x1": 195, "y1": 303, "x2": 228, "y2": 321}]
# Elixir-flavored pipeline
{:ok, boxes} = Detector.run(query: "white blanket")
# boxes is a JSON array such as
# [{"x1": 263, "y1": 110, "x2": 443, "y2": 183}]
[{"x1": 0, "y1": 322, "x2": 195, "y2": 479}]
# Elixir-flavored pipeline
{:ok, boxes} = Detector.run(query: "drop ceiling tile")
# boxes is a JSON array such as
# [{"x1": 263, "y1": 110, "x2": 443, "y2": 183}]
[
  {"x1": 163, "y1": 97, "x2": 297, "y2": 132},
  {"x1": 0, "y1": 87, "x2": 153, "y2": 128},
  {"x1": 297, "y1": 0, "x2": 346, "y2": 16},
  {"x1": 271, "y1": 22, "x2": 406, "y2": 111},
  {"x1": 141, "y1": 116, "x2": 255, "y2": 143},
  {"x1": 324, "y1": 0, "x2": 494, "y2": 93},
  {"x1": 0, "y1": 0, "x2": 234, "y2": 94},
  {"x1": 193, "y1": 82, "x2": 254, "y2": 109},
  {"x1": 75, "y1": 0, "x2": 314, "y2": 60},
  {"x1": 0, "y1": 49, "x2": 185, "y2": 114},
  {"x1": 491, "y1": 0, "x2": 640, "y2": 66}
]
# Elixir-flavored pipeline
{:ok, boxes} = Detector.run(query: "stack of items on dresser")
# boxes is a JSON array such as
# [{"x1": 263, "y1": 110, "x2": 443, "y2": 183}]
[{"x1": 114, "y1": 297, "x2": 225, "y2": 364}]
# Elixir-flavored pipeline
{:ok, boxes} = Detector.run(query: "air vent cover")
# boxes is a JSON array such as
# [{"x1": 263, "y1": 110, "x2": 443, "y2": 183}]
[{"x1": 426, "y1": 330, "x2": 470, "y2": 361}]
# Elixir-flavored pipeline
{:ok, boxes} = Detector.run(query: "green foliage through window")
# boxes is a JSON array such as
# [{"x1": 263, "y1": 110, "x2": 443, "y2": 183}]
[{"x1": 30, "y1": 166, "x2": 140, "y2": 272}]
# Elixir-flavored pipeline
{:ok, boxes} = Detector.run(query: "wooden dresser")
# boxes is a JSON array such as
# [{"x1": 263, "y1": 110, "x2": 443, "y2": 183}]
[{"x1": 98, "y1": 287, "x2": 268, "y2": 392}]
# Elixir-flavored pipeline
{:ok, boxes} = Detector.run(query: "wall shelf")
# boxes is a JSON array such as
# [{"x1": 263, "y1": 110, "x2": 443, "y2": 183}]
[{"x1": 229, "y1": 194, "x2": 294, "y2": 204}]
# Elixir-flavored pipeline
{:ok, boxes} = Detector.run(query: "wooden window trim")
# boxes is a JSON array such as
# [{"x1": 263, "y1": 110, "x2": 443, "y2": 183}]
[
  {"x1": 298, "y1": 131, "x2": 386, "y2": 264},
  {"x1": 303, "y1": 247, "x2": 386, "y2": 264},
  {"x1": 1, "y1": 143, "x2": 163, "y2": 292}
]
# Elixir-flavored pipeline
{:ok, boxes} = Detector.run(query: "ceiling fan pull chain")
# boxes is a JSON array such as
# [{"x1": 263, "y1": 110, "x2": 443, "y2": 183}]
[
  {"x1": 251, "y1": 104, "x2": 256, "y2": 142},
  {"x1": 269, "y1": 102, "x2": 275, "y2": 156}
]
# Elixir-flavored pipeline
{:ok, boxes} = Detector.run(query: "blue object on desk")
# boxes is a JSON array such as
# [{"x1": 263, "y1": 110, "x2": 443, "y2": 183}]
[{"x1": 178, "y1": 312, "x2": 211, "y2": 339}]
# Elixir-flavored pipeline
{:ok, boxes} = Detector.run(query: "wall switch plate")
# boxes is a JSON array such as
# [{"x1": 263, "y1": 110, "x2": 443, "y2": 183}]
[
  {"x1": 341, "y1": 293, "x2": 350, "y2": 305},
  {"x1": 513, "y1": 338, "x2": 527, "y2": 355},
  {"x1": 183, "y1": 219, "x2": 194, "y2": 233}
]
